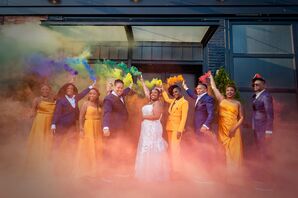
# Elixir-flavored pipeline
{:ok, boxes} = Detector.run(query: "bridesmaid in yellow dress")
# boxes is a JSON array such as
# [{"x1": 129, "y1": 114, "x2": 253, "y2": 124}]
[
  {"x1": 26, "y1": 84, "x2": 56, "y2": 174},
  {"x1": 74, "y1": 88, "x2": 103, "y2": 179},
  {"x1": 209, "y1": 73, "x2": 244, "y2": 170}
]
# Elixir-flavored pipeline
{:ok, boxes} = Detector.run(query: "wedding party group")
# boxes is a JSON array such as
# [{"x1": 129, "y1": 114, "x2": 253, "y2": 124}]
[{"x1": 25, "y1": 71, "x2": 274, "y2": 183}]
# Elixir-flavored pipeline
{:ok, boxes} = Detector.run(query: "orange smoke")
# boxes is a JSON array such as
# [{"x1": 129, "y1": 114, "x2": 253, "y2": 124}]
[{"x1": 167, "y1": 75, "x2": 184, "y2": 86}]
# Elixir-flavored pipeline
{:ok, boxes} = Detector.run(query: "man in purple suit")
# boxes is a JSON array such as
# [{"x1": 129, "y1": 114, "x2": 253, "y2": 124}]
[
  {"x1": 252, "y1": 74, "x2": 274, "y2": 151},
  {"x1": 182, "y1": 80, "x2": 216, "y2": 180},
  {"x1": 102, "y1": 79, "x2": 132, "y2": 137},
  {"x1": 251, "y1": 74, "x2": 274, "y2": 186},
  {"x1": 102, "y1": 79, "x2": 133, "y2": 177},
  {"x1": 182, "y1": 81, "x2": 215, "y2": 136}
]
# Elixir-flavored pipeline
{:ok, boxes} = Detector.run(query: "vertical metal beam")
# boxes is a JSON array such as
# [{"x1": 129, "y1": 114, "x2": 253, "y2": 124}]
[
  {"x1": 124, "y1": 25, "x2": 134, "y2": 66},
  {"x1": 203, "y1": 44, "x2": 208, "y2": 74},
  {"x1": 201, "y1": 25, "x2": 218, "y2": 47},
  {"x1": 291, "y1": 23, "x2": 298, "y2": 107},
  {"x1": 224, "y1": 19, "x2": 232, "y2": 77}
]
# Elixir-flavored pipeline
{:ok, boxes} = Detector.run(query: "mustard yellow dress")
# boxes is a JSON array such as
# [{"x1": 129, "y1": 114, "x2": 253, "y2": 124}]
[
  {"x1": 26, "y1": 100, "x2": 55, "y2": 173},
  {"x1": 74, "y1": 106, "x2": 103, "y2": 178},
  {"x1": 218, "y1": 99, "x2": 243, "y2": 169}
]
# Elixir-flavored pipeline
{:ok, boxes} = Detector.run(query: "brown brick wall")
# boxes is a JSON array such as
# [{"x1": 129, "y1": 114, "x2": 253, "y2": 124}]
[{"x1": 1, "y1": 16, "x2": 47, "y2": 25}]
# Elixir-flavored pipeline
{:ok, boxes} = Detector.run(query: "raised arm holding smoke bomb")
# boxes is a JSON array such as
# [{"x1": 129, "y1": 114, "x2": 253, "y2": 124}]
[
  {"x1": 209, "y1": 72, "x2": 244, "y2": 138},
  {"x1": 51, "y1": 79, "x2": 96, "y2": 135},
  {"x1": 101, "y1": 78, "x2": 135, "y2": 176},
  {"x1": 161, "y1": 77, "x2": 189, "y2": 172},
  {"x1": 135, "y1": 75, "x2": 169, "y2": 181},
  {"x1": 140, "y1": 75, "x2": 150, "y2": 99},
  {"x1": 209, "y1": 71, "x2": 244, "y2": 168},
  {"x1": 182, "y1": 73, "x2": 215, "y2": 136},
  {"x1": 102, "y1": 79, "x2": 133, "y2": 137},
  {"x1": 139, "y1": 75, "x2": 163, "y2": 120}
]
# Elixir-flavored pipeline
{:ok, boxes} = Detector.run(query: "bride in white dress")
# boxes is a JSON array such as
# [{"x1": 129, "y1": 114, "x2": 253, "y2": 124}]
[{"x1": 134, "y1": 76, "x2": 169, "y2": 182}]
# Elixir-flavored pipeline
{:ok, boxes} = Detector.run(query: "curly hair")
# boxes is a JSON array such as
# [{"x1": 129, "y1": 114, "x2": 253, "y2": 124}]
[
  {"x1": 40, "y1": 83, "x2": 52, "y2": 90},
  {"x1": 56, "y1": 83, "x2": 78, "y2": 99},
  {"x1": 88, "y1": 87, "x2": 102, "y2": 107},
  {"x1": 226, "y1": 83, "x2": 237, "y2": 92},
  {"x1": 149, "y1": 87, "x2": 162, "y2": 101},
  {"x1": 168, "y1": 84, "x2": 181, "y2": 97}
]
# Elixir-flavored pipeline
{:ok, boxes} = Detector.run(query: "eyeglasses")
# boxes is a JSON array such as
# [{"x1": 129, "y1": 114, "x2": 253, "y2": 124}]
[{"x1": 252, "y1": 83, "x2": 261, "y2": 87}]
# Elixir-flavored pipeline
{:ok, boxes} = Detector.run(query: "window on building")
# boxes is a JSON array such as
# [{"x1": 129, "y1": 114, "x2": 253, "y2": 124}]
[
  {"x1": 233, "y1": 57, "x2": 295, "y2": 88},
  {"x1": 49, "y1": 25, "x2": 212, "y2": 61},
  {"x1": 232, "y1": 24, "x2": 296, "y2": 89},
  {"x1": 232, "y1": 25, "x2": 293, "y2": 54},
  {"x1": 132, "y1": 26, "x2": 209, "y2": 43}
]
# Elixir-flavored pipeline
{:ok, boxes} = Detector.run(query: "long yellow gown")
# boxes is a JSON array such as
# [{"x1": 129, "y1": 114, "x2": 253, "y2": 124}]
[
  {"x1": 74, "y1": 106, "x2": 103, "y2": 178},
  {"x1": 26, "y1": 100, "x2": 55, "y2": 174},
  {"x1": 218, "y1": 99, "x2": 243, "y2": 169}
]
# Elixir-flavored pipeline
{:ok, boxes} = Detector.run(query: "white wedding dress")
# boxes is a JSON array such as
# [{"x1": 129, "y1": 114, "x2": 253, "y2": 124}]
[{"x1": 135, "y1": 104, "x2": 170, "y2": 182}]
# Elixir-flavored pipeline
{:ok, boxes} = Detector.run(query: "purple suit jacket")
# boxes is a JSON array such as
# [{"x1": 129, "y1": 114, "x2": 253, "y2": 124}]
[
  {"x1": 102, "y1": 88, "x2": 131, "y2": 133},
  {"x1": 52, "y1": 87, "x2": 90, "y2": 132},
  {"x1": 186, "y1": 89, "x2": 215, "y2": 132},
  {"x1": 252, "y1": 90, "x2": 274, "y2": 136}
]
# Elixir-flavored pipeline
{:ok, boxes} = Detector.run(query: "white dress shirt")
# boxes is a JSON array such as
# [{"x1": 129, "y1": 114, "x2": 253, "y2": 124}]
[
  {"x1": 196, "y1": 92, "x2": 209, "y2": 130},
  {"x1": 186, "y1": 90, "x2": 209, "y2": 130},
  {"x1": 255, "y1": 89, "x2": 266, "y2": 99},
  {"x1": 51, "y1": 85, "x2": 94, "y2": 130},
  {"x1": 112, "y1": 91, "x2": 124, "y2": 103},
  {"x1": 65, "y1": 95, "x2": 76, "y2": 108},
  {"x1": 195, "y1": 92, "x2": 207, "y2": 107},
  {"x1": 51, "y1": 95, "x2": 76, "y2": 130}
]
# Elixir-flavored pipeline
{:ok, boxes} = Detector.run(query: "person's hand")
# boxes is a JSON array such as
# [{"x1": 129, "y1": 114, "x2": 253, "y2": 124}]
[
  {"x1": 157, "y1": 83, "x2": 164, "y2": 91},
  {"x1": 265, "y1": 131, "x2": 273, "y2": 140},
  {"x1": 177, "y1": 132, "x2": 182, "y2": 139},
  {"x1": 207, "y1": 70, "x2": 212, "y2": 77},
  {"x1": 228, "y1": 128, "x2": 236, "y2": 138},
  {"x1": 29, "y1": 111, "x2": 36, "y2": 119},
  {"x1": 208, "y1": 72, "x2": 213, "y2": 79},
  {"x1": 103, "y1": 128, "x2": 110, "y2": 137},
  {"x1": 140, "y1": 74, "x2": 144, "y2": 82},
  {"x1": 200, "y1": 126, "x2": 208, "y2": 134},
  {"x1": 142, "y1": 115, "x2": 148, "y2": 121},
  {"x1": 182, "y1": 81, "x2": 188, "y2": 90},
  {"x1": 265, "y1": 134, "x2": 272, "y2": 140},
  {"x1": 91, "y1": 80, "x2": 96, "y2": 88}
]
